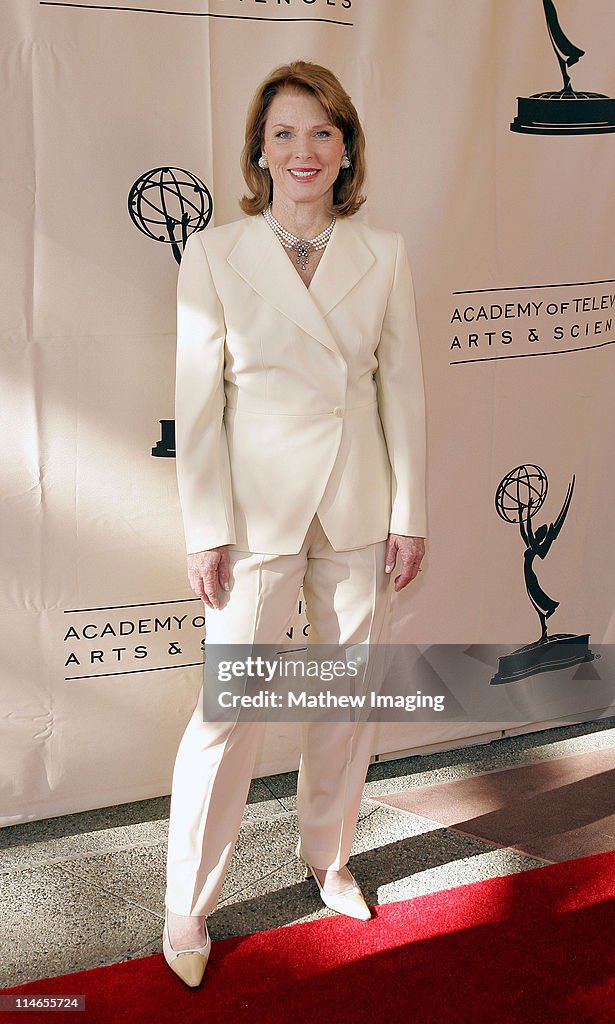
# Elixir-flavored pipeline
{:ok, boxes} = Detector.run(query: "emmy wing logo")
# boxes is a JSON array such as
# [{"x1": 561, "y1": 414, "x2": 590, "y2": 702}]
[
  {"x1": 127, "y1": 166, "x2": 213, "y2": 457},
  {"x1": 511, "y1": 0, "x2": 615, "y2": 135},
  {"x1": 492, "y1": 464, "x2": 594, "y2": 684}
]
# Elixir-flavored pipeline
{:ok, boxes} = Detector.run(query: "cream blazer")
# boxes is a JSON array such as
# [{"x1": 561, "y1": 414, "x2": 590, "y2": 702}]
[{"x1": 175, "y1": 213, "x2": 427, "y2": 555}]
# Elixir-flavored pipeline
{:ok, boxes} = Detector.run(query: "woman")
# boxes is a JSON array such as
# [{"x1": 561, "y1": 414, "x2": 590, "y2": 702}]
[{"x1": 163, "y1": 60, "x2": 427, "y2": 988}]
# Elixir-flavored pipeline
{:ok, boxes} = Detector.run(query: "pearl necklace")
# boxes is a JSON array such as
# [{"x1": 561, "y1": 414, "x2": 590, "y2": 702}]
[{"x1": 262, "y1": 204, "x2": 336, "y2": 271}]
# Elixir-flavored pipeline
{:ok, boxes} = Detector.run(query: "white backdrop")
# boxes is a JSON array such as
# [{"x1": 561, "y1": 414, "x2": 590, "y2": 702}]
[{"x1": 2, "y1": 0, "x2": 614, "y2": 825}]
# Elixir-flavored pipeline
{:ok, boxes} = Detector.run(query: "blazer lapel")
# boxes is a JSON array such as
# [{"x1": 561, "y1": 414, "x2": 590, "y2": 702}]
[
  {"x1": 309, "y1": 217, "x2": 375, "y2": 318},
  {"x1": 226, "y1": 214, "x2": 375, "y2": 357}
]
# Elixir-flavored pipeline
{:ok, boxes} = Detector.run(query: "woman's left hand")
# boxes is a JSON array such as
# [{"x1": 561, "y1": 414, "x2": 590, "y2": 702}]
[{"x1": 385, "y1": 534, "x2": 425, "y2": 592}]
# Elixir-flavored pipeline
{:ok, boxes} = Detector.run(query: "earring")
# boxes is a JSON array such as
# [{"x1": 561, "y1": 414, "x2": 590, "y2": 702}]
[
  {"x1": 258, "y1": 154, "x2": 269, "y2": 169},
  {"x1": 340, "y1": 152, "x2": 351, "y2": 169}
]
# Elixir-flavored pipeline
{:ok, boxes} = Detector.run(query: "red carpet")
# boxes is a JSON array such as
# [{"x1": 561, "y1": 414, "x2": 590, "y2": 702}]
[{"x1": 2, "y1": 849, "x2": 614, "y2": 1024}]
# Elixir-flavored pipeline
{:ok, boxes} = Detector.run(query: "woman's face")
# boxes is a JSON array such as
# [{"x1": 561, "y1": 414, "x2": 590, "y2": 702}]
[{"x1": 261, "y1": 88, "x2": 346, "y2": 210}]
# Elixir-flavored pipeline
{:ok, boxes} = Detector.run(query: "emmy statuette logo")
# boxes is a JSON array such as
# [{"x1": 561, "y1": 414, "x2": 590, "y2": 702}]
[
  {"x1": 511, "y1": 0, "x2": 615, "y2": 135},
  {"x1": 492, "y1": 464, "x2": 594, "y2": 684},
  {"x1": 127, "y1": 166, "x2": 213, "y2": 457}
]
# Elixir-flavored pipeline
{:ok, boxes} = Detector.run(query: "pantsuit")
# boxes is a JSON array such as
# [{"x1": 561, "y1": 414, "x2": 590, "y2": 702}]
[
  {"x1": 166, "y1": 213, "x2": 427, "y2": 918},
  {"x1": 165, "y1": 512, "x2": 393, "y2": 917}
]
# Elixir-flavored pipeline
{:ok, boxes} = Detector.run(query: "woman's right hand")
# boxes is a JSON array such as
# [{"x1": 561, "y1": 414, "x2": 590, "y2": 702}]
[{"x1": 187, "y1": 547, "x2": 230, "y2": 609}]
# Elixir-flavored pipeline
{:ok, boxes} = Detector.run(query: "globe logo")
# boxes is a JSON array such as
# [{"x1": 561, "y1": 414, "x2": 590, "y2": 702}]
[
  {"x1": 128, "y1": 166, "x2": 213, "y2": 265},
  {"x1": 495, "y1": 464, "x2": 548, "y2": 524}
]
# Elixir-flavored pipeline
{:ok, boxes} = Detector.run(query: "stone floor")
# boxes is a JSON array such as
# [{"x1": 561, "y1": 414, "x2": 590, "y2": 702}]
[{"x1": 1, "y1": 716, "x2": 614, "y2": 988}]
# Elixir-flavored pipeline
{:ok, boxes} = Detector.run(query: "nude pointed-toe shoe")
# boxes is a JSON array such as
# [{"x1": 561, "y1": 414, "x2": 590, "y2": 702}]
[
  {"x1": 162, "y1": 909, "x2": 211, "y2": 988},
  {"x1": 300, "y1": 858, "x2": 372, "y2": 921}
]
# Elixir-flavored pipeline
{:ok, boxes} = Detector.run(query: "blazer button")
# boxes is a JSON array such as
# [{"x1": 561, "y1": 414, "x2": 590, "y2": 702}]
[{"x1": 333, "y1": 406, "x2": 345, "y2": 418}]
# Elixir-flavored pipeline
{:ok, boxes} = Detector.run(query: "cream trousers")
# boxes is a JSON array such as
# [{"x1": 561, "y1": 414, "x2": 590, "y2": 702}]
[{"x1": 165, "y1": 513, "x2": 393, "y2": 917}]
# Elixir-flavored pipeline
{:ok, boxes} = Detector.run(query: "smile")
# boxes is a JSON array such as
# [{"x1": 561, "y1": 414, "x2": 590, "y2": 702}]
[{"x1": 288, "y1": 169, "x2": 320, "y2": 180}]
